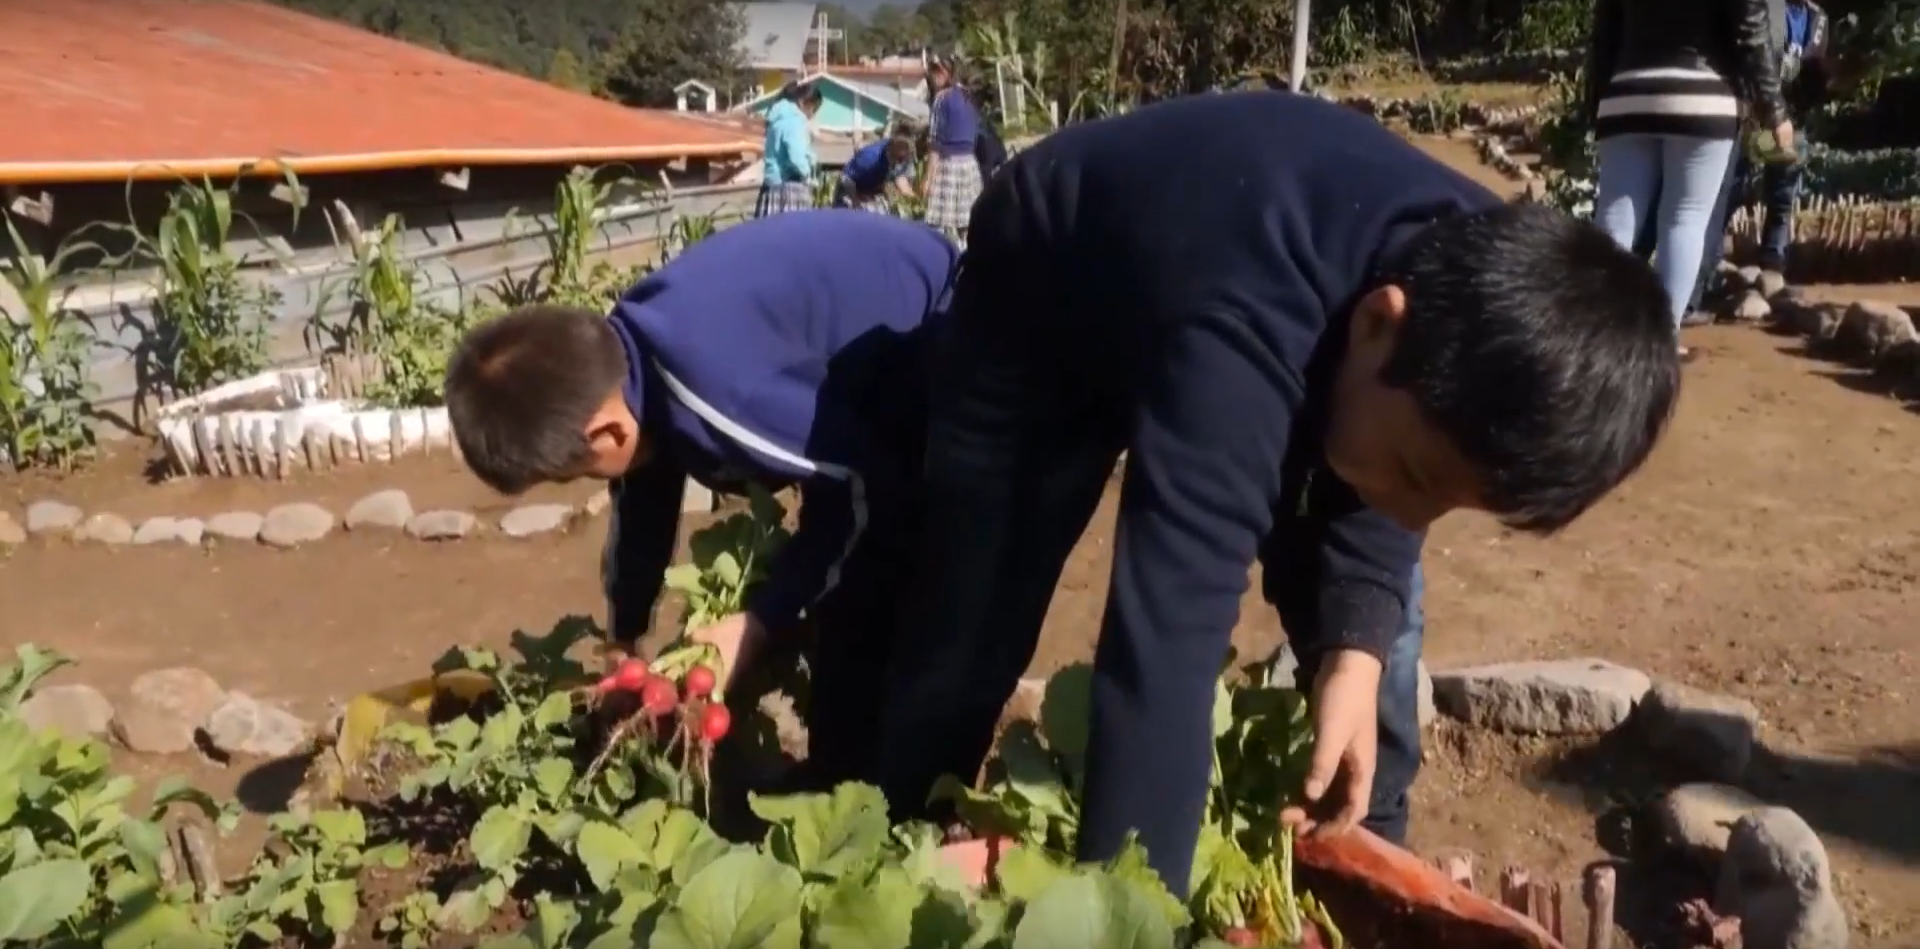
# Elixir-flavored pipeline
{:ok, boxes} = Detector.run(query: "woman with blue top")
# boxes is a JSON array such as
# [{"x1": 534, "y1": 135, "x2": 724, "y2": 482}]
[
  {"x1": 834, "y1": 134, "x2": 915, "y2": 211},
  {"x1": 757, "y1": 82, "x2": 823, "y2": 217},
  {"x1": 920, "y1": 58, "x2": 983, "y2": 242}
]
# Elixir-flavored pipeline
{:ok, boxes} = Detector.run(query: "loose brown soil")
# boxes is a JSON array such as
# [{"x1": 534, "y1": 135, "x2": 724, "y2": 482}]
[{"x1": 5, "y1": 138, "x2": 1920, "y2": 946}]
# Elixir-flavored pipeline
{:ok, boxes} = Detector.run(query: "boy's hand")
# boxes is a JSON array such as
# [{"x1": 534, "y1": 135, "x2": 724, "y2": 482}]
[
  {"x1": 690, "y1": 612, "x2": 770, "y2": 690},
  {"x1": 1281, "y1": 649, "x2": 1383, "y2": 839}
]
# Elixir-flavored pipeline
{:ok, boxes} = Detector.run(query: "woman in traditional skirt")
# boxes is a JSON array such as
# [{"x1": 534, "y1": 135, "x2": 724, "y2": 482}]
[
  {"x1": 920, "y1": 59, "x2": 984, "y2": 243},
  {"x1": 757, "y1": 82, "x2": 823, "y2": 217}
]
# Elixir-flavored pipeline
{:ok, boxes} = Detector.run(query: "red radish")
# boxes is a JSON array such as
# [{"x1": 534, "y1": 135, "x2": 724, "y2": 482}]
[
  {"x1": 640, "y1": 675, "x2": 678, "y2": 716},
  {"x1": 1299, "y1": 921, "x2": 1326, "y2": 949},
  {"x1": 1221, "y1": 927, "x2": 1259, "y2": 947},
  {"x1": 613, "y1": 658, "x2": 650, "y2": 692},
  {"x1": 595, "y1": 675, "x2": 619, "y2": 694},
  {"x1": 698, "y1": 704, "x2": 731, "y2": 742},
  {"x1": 683, "y1": 665, "x2": 717, "y2": 699}
]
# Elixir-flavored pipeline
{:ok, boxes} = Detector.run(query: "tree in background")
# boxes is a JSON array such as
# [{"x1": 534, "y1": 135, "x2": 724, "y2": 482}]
[
  {"x1": 546, "y1": 48, "x2": 594, "y2": 92},
  {"x1": 597, "y1": 0, "x2": 747, "y2": 107}
]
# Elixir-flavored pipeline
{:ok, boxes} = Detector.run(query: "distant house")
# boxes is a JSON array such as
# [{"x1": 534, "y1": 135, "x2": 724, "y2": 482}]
[
  {"x1": 734, "y1": 2, "x2": 819, "y2": 94},
  {"x1": 737, "y1": 71, "x2": 929, "y2": 138}
]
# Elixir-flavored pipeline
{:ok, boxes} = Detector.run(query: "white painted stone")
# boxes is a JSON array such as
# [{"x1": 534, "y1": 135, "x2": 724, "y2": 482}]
[
  {"x1": 681, "y1": 479, "x2": 716, "y2": 514},
  {"x1": 174, "y1": 518, "x2": 205, "y2": 546},
  {"x1": 75, "y1": 513, "x2": 135, "y2": 545},
  {"x1": 259, "y1": 503, "x2": 335, "y2": 548},
  {"x1": 204, "y1": 511, "x2": 264, "y2": 541},
  {"x1": 500, "y1": 503, "x2": 573, "y2": 538},
  {"x1": 24, "y1": 500, "x2": 82, "y2": 536},
  {"x1": 584, "y1": 489, "x2": 612, "y2": 517},
  {"x1": 345, "y1": 489, "x2": 414, "y2": 530},
  {"x1": 407, "y1": 510, "x2": 478, "y2": 541},
  {"x1": 1431, "y1": 658, "x2": 1651, "y2": 735},
  {"x1": 1719, "y1": 807, "x2": 1848, "y2": 949},
  {"x1": 1733, "y1": 291, "x2": 1772, "y2": 322},
  {"x1": 1653, "y1": 782, "x2": 1766, "y2": 863}
]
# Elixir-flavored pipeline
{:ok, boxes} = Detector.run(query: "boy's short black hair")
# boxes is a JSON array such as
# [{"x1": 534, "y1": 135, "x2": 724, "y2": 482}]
[
  {"x1": 1377, "y1": 201, "x2": 1679, "y2": 534},
  {"x1": 443, "y1": 304, "x2": 629, "y2": 495}
]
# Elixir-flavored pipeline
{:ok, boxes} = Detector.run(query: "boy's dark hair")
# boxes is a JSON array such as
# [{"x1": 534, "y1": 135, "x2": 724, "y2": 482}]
[
  {"x1": 1377, "y1": 201, "x2": 1679, "y2": 534},
  {"x1": 782, "y1": 80, "x2": 824, "y2": 107},
  {"x1": 443, "y1": 304, "x2": 629, "y2": 495}
]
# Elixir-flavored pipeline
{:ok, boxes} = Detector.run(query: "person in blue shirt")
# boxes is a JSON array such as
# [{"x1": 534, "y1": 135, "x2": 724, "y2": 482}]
[
  {"x1": 870, "y1": 92, "x2": 1683, "y2": 895},
  {"x1": 757, "y1": 82, "x2": 823, "y2": 217},
  {"x1": 443, "y1": 210, "x2": 958, "y2": 789},
  {"x1": 834, "y1": 134, "x2": 915, "y2": 211}
]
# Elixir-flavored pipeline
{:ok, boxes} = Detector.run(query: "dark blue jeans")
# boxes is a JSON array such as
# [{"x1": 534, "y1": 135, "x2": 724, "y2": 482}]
[
  {"x1": 1290, "y1": 564, "x2": 1425, "y2": 845},
  {"x1": 1698, "y1": 131, "x2": 1809, "y2": 299}
]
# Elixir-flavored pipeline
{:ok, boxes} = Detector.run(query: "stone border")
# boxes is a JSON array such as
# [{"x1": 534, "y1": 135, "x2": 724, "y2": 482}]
[
  {"x1": 0, "y1": 479, "x2": 719, "y2": 550},
  {"x1": 1709, "y1": 264, "x2": 1920, "y2": 388}
]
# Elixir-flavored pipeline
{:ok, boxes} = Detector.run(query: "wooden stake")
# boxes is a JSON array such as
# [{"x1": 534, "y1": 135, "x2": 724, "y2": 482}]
[
  {"x1": 1499, "y1": 866, "x2": 1531, "y2": 914},
  {"x1": 1549, "y1": 881, "x2": 1566, "y2": 942},
  {"x1": 1440, "y1": 851, "x2": 1474, "y2": 892},
  {"x1": 1584, "y1": 865, "x2": 1616, "y2": 949}
]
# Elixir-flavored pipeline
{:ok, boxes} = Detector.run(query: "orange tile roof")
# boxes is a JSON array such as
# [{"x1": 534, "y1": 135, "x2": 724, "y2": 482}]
[{"x1": 0, "y1": 0, "x2": 763, "y2": 184}]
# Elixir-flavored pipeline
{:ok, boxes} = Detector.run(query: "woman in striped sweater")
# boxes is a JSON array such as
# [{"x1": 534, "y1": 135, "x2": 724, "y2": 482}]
[{"x1": 1586, "y1": 0, "x2": 1789, "y2": 358}]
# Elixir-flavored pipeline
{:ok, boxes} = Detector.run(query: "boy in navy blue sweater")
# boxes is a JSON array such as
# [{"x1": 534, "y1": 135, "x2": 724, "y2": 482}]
[
  {"x1": 444, "y1": 210, "x2": 958, "y2": 787},
  {"x1": 834, "y1": 135, "x2": 915, "y2": 209},
  {"x1": 872, "y1": 92, "x2": 1682, "y2": 893}
]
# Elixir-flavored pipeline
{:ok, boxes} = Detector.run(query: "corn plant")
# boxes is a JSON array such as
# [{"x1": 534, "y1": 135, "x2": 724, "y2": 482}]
[
  {"x1": 308, "y1": 213, "x2": 473, "y2": 409},
  {"x1": 123, "y1": 176, "x2": 288, "y2": 398},
  {"x1": 661, "y1": 210, "x2": 720, "y2": 264},
  {"x1": 0, "y1": 217, "x2": 98, "y2": 471},
  {"x1": 494, "y1": 166, "x2": 632, "y2": 310}
]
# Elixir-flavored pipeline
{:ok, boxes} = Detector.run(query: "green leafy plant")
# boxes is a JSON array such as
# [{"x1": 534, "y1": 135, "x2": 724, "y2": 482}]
[
  {"x1": 198, "y1": 809, "x2": 398, "y2": 945},
  {"x1": 495, "y1": 166, "x2": 634, "y2": 310},
  {"x1": 124, "y1": 175, "x2": 288, "y2": 398},
  {"x1": 932, "y1": 658, "x2": 1341, "y2": 947},
  {"x1": 0, "y1": 217, "x2": 98, "y2": 471},
  {"x1": 307, "y1": 212, "x2": 476, "y2": 408},
  {"x1": 662, "y1": 487, "x2": 792, "y2": 629}
]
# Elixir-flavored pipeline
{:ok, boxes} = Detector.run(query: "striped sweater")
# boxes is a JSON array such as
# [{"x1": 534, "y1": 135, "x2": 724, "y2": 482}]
[{"x1": 1595, "y1": 66, "x2": 1742, "y2": 141}]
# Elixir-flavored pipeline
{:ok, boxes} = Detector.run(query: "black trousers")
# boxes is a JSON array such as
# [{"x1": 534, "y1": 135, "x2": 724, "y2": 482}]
[
  {"x1": 793, "y1": 499, "x2": 923, "y2": 789},
  {"x1": 869, "y1": 193, "x2": 1130, "y2": 819}
]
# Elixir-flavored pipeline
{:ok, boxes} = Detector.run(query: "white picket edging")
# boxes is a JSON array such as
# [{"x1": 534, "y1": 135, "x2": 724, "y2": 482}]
[{"x1": 154, "y1": 367, "x2": 455, "y2": 478}]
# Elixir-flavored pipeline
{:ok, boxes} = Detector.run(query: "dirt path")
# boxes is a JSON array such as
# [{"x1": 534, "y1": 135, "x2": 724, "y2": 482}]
[{"x1": 3, "y1": 139, "x2": 1918, "y2": 942}]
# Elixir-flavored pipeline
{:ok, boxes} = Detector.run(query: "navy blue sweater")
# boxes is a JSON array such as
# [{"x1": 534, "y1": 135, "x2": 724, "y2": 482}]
[
  {"x1": 602, "y1": 211, "x2": 958, "y2": 642},
  {"x1": 986, "y1": 92, "x2": 1501, "y2": 888}
]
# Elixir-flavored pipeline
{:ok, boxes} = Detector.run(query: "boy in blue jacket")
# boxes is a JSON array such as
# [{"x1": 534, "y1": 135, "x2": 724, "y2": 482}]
[
  {"x1": 871, "y1": 91, "x2": 1683, "y2": 894},
  {"x1": 444, "y1": 210, "x2": 958, "y2": 787},
  {"x1": 834, "y1": 135, "x2": 915, "y2": 210}
]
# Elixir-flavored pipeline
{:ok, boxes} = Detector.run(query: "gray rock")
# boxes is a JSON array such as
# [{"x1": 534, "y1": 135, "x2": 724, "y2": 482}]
[
  {"x1": 174, "y1": 518, "x2": 205, "y2": 546},
  {"x1": 203, "y1": 511, "x2": 264, "y2": 542},
  {"x1": 584, "y1": 489, "x2": 612, "y2": 517},
  {"x1": 1733, "y1": 291, "x2": 1772, "y2": 322},
  {"x1": 17, "y1": 683, "x2": 115, "y2": 738},
  {"x1": 132, "y1": 516, "x2": 204, "y2": 546},
  {"x1": 1792, "y1": 301, "x2": 1847, "y2": 341},
  {"x1": 259, "y1": 503, "x2": 335, "y2": 548},
  {"x1": 74, "y1": 513, "x2": 135, "y2": 545},
  {"x1": 499, "y1": 503, "x2": 573, "y2": 538},
  {"x1": 1638, "y1": 681, "x2": 1760, "y2": 782},
  {"x1": 1756, "y1": 270, "x2": 1788, "y2": 298},
  {"x1": 1736, "y1": 265, "x2": 1763, "y2": 289},
  {"x1": 1432, "y1": 658, "x2": 1651, "y2": 735},
  {"x1": 1653, "y1": 782, "x2": 1766, "y2": 864},
  {"x1": 0, "y1": 511, "x2": 24, "y2": 546},
  {"x1": 202, "y1": 693, "x2": 312, "y2": 758},
  {"x1": 345, "y1": 489, "x2": 414, "y2": 531},
  {"x1": 406, "y1": 509, "x2": 478, "y2": 541},
  {"x1": 24, "y1": 500, "x2": 82, "y2": 536},
  {"x1": 1717, "y1": 807, "x2": 1849, "y2": 949},
  {"x1": 112, "y1": 667, "x2": 227, "y2": 754},
  {"x1": 1837, "y1": 300, "x2": 1917, "y2": 361}
]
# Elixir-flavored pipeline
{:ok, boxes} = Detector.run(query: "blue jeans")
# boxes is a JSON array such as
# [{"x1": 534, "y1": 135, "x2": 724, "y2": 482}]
[
  {"x1": 1290, "y1": 564, "x2": 1426, "y2": 846},
  {"x1": 1596, "y1": 134, "x2": 1739, "y2": 327},
  {"x1": 1701, "y1": 131, "x2": 1809, "y2": 290}
]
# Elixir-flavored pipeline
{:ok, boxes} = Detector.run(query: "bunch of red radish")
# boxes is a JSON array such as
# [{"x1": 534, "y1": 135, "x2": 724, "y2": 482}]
[{"x1": 595, "y1": 657, "x2": 731, "y2": 746}]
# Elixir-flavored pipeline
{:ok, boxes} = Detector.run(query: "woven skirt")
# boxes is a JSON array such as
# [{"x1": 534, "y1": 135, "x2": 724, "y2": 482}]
[
  {"x1": 755, "y1": 180, "x2": 814, "y2": 217},
  {"x1": 924, "y1": 155, "x2": 983, "y2": 233}
]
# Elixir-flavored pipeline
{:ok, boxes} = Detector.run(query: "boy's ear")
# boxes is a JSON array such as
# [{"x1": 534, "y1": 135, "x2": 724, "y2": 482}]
[{"x1": 1355, "y1": 284, "x2": 1409, "y2": 343}]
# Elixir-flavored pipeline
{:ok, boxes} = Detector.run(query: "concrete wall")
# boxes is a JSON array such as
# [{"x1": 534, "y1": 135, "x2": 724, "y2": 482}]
[{"x1": 6, "y1": 168, "x2": 768, "y2": 435}]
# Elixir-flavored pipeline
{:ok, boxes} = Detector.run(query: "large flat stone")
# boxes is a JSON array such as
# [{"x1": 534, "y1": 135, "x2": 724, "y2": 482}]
[{"x1": 1431, "y1": 658, "x2": 1651, "y2": 735}]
